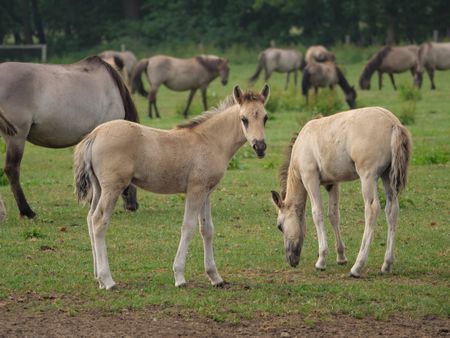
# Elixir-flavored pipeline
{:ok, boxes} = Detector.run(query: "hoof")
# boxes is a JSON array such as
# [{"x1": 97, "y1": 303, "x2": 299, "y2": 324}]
[
  {"x1": 348, "y1": 272, "x2": 361, "y2": 279},
  {"x1": 337, "y1": 260, "x2": 348, "y2": 265},
  {"x1": 315, "y1": 267, "x2": 326, "y2": 271},
  {"x1": 175, "y1": 282, "x2": 187, "y2": 288},
  {"x1": 213, "y1": 281, "x2": 228, "y2": 288},
  {"x1": 20, "y1": 210, "x2": 37, "y2": 219},
  {"x1": 106, "y1": 284, "x2": 118, "y2": 290}
]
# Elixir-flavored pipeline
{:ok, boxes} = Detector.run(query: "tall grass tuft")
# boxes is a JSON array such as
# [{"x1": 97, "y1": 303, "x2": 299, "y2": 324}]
[{"x1": 397, "y1": 83, "x2": 421, "y2": 125}]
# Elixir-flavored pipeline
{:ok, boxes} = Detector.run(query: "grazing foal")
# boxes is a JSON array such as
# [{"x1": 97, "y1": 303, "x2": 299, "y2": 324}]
[
  {"x1": 75, "y1": 85, "x2": 270, "y2": 289},
  {"x1": 272, "y1": 107, "x2": 411, "y2": 277}
]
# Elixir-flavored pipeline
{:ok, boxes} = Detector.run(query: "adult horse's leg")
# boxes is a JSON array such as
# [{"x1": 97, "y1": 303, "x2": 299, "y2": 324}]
[
  {"x1": 350, "y1": 174, "x2": 380, "y2": 277},
  {"x1": 378, "y1": 71, "x2": 383, "y2": 90},
  {"x1": 183, "y1": 89, "x2": 197, "y2": 119},
  {"x1": 427, "y1": 68, "x2": 436, "y2": 90},
  {"x1": 121, "y1": 185, "x2": 139, "y2": 211},
  {"x1": 91, "y1": 186, "x2": 122, "y2": 289},
  {"x1": 4, "y1": 138, "x2": 35, "y2": 218},
  {"x1": 199, "y1": 195, "x2": 224, "y2": 286},
  {"x1": 294, "y1": 69, "x2": 298, "y2": 88},
  {"x1": 380, "y1": 173, "x2": 399, "y2": 274},
  {"x1": 149, "y1": 86, "x2": 161, "y2": 118},
  {"x1": 327, "y1": 184, "x2": 347, "y2": 265},
  {"x1": 201, "y1": 88, "x2": 208, "y2": 111},
  {"x1": 303, "y1": 174, "x2": 328, "y2": 270},
  {"x1": 284, "y1": 72, "x2": 290, "y2": 90},
  {"x1": 388, "y1": 73, "x2": 397, "y2": 90},
  {"x1": 173, "y1": 187, "x2": 207, "y2": 287}
]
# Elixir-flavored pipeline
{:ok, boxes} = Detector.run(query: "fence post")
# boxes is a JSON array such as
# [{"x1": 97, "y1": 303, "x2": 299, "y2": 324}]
[
  {"x1": 121, "y1": 44, "x2": 125, "y2": 52},
  {"x1": 41, "y1": 44, "x2": 47, "y2": 63},
  {"x1": 345, "y1": 35, "x2": 351, "y2": 45},
  {"x1": 433, "y1": 30, "x2": 438, "y2": 42}
]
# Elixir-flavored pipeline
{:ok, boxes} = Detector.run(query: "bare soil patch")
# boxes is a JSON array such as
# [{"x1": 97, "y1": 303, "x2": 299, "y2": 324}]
[{"x1": 0, "y1": 305, "x2": 448, "y2": 338}]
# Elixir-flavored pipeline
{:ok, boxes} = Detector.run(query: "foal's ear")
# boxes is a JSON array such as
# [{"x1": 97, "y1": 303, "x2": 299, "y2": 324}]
[
  {"x1": 233, "y1": 85, "x2": 243, "y2": 105},
  {"x1": 260, "y1": 84, "x2": 270, "y2": 105},
  {"x1": 271, "y1": 190, "x2": 283, "y2": 209}
]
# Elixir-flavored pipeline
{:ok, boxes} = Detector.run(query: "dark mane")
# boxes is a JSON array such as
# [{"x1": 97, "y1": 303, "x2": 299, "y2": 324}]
[
  {"x1": 195, "y1": 55, "x2": 222, "y2": 73},
  {"x1": 359, "y1": 46, "x2": 392, "y2": 85},
  {"x1": 176, "y1": 95, "x2": 236, "y2": 129},
  {"x1": 279, "y1": 133, "x2": 299, "y2": 199},
  {"x1": 81, "y1": 56, "x2": 139, "y2": 123},
  {"x1": 336, "y1": 65, "x2": 352, "y2": 93}
]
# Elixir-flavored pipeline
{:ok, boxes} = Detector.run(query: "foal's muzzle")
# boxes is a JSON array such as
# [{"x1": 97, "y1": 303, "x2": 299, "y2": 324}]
[
  {"x1": 285, "y1": 241, "x2": 301, "y2": 267},
  {"x1": 252, "y1": 140, "x2": 266, "y2": 158}
]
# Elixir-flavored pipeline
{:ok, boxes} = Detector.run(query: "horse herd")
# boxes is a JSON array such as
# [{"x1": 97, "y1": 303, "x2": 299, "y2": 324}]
[{"x1": 1, "y1": 41, "x2": 435, "y2": 290}]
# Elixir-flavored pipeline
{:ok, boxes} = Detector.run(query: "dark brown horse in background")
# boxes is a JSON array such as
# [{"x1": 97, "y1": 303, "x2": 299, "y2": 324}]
[
  {"x1": 131, "y1": 55, "x2": 229, "y2": 118},
  {"x1": 359, "y1": 45, "x2": 418, "y2": 90},
  {"x1": 0, "y1": 56, "x2": 139, "y2": 218}
]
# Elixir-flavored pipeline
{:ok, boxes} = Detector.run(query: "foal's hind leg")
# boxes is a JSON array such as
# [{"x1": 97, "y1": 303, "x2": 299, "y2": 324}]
[
  {"x1": 350, "y1": 174, "x2": 381, "y2": 277},
  {"x1": 91, "y1": 187, "x2": 122, "y2": 289},
  {"x1": 380, "y1": 173, "x2": 399, "y2": 274},
  {"x1": 199, "y1": 195, "x2": 224, "y2": 286},
  {"x1": 4, "y1": 137, "x2": 36, "y2": 218},
  {"x1": 173, "y1": 188, "x2": 208, "y2": 287},
  {"x1": 327, "y1": 184, "x2": 347, "y2": 265}
]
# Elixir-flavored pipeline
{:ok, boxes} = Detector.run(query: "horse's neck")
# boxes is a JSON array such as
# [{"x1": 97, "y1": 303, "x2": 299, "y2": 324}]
[
  {"x1": 285, "y1": 165, "x2": 308, "y2": 210},
  {"x1": 197, "y1": 106, "x2": 246, "y2": 160},
  {"x1": 337, "y1": 70, "x2": 352, "y2": 93}
]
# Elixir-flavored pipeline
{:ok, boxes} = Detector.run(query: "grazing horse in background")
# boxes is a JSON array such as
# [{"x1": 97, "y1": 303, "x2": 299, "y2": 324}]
[
  {"x1": 302, "y1": 61, "x2": 357, "y2": 109},
  {"x1": 249, "y1": 48, "x2": 305, "y2": 90},
  {"x1": 74, "y1": 85, "x2": 270, "y2": 290},
  {"x1": 0, "y1": 56, "x2": 139, "y2": 218},
  {"x1": 99, "y1": 50, "x2": 137, "y2": 85},
  {"x1": 272, "y1": 107, "x2": 411, "y2": 277},
  {"x1": 305, "y1": 45, "x2": 335, "y2": 64},
  {"x1": 359, "y1": 45, "x2": 419, "y2": 90},
  {"x1": 131, "y1": 55, "x2": 230, "y2": 118},
  {"x1": 415, "y1": 42, "x2": 450, "y2": 89}
]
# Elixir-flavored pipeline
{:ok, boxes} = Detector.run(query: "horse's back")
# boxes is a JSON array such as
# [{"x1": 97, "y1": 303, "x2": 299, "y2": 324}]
[
  {"x1": 295, "y1": 107, "x2": 400, "y2": 183},
  {"x1": 381, "y1": 46, "x2": 418, "y2": 72},
  {"x1": 305, "y1": 62, "x2": 337, "y2": 87},
  {"x1": 264, "y1": 48, "x2": 301, "y2": 71}
]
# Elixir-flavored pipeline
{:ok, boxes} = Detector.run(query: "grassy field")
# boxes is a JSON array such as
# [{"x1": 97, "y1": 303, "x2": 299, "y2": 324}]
[{"x1": 0, "y1": 57, "x2": 449, "y2": 324}]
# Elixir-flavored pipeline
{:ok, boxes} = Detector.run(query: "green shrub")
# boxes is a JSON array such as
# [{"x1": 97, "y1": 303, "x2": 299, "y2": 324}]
[
  {"x1": 398, "y1": 84, "x2": 422, "y2": 102},
  {"x1": 305, "y1": 89, "x2": 343, "y2": 116}
]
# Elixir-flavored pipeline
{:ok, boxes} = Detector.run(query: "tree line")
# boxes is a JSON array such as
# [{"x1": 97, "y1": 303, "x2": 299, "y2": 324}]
[{"x1": 1, "y1": 0, "x2": 449, "y2": 54}]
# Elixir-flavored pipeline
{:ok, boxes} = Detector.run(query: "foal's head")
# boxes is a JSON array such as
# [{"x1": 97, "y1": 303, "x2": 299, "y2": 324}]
[{"x1": 233, "y1": 84, "x2": 270, "y2": 158}]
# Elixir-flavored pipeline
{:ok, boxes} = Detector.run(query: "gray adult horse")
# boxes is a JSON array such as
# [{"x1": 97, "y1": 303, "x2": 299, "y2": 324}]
[
  {"x1": 414, "y1": 42, "x2": 450, "y2": 89},
  {"x1": 249, "y1": 48, "x2": 305, "y2": 90},
  {"x1": 0, "y1": 56, "x2": 140, "y2": 218},
  {"x1": 131, "y1": 55, "x2": 230, "y2": 118},
  {"x1": 99, "y1": 50, "x2": 137, "y2": 85}
]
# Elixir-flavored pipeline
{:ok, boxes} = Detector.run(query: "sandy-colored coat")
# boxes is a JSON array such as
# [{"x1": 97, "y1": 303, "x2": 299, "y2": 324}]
[
  {"x1": 305, "y1": 45, "x2": 335, "y2": 64},
  {"x1": 272, "y1": 107, "x2": 411, "y2": 277},
  {"x1": 74, "y1": 86, "x2": 270, "y2": 290},
  {"x1": 415, "y1": 42, "x2": 450, "y2": 89},
  {"x1": 99, "y1": 50, "x2": 137, "y2": 81}
]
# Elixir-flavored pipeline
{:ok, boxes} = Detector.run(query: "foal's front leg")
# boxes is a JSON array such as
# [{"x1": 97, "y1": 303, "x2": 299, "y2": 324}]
[
  {"x1": 173, "y1": 189, "x2": 207, "y2": 287},
  {"x1": 327, "y1": 184, "x2": 347, "y2": 265},
  {"x1": 199, "y1": 196, "x2": 224, "y2": 286}
]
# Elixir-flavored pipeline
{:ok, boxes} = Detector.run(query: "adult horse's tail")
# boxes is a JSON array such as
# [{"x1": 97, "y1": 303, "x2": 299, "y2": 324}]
[
  {"x1": 0, "y1": 108, "x2": 17, "y2": 136},
  {"x1": 74, "y1": 131, "x2": 98, "y2": 205},
  {"x1": 249, "y1": 52, "x2": 265, "y2": 83},
  {"x1": 131, "y1": 59, "x2": 149, "y2": 97},
  {"x1": 389, "y1": 124, "x2": 412, "y2": 196}
]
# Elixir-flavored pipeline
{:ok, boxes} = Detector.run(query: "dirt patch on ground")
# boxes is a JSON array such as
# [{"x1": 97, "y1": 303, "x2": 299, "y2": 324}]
[{"x1": 0, "y1": 306, "x2": 448, "y2": 338}]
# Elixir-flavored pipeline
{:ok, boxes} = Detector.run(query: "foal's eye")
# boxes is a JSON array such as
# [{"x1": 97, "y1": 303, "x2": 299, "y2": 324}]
[
  {"x1": 241, "y1": 117, "x2": 249, "y2": 128},
  {"x1": 263, "y1": 115, "x2": 268, "y2": 125},
  {"x1": 277, "y1": 223, "x2": 283, "y2": 233}
]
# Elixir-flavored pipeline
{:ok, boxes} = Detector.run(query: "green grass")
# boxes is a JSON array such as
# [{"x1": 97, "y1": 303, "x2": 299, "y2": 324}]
[{"x1": 0, "y1": 56, "x2": 449, "y2": 322}]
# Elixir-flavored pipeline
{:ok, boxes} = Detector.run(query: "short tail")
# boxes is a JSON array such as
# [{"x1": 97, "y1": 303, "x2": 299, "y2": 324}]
[
  {"x1": 0, "y1": 108, "x2": 17, "y2": 136},
  {"x1": 130, "y1": 59, "x2": 149, "y2": 97},
  {"x1": 74, "y1": 131, "x2": 97, "y2": 205},
  {"x1": 301, "y1": 67, "x2": 311, "y2": 97},
  {"x1": 249, "y1": 52, "x2": 265, "y2": 83},
  {"x1": 390, "y1": 124, "x2": 412, "y2": 196}
]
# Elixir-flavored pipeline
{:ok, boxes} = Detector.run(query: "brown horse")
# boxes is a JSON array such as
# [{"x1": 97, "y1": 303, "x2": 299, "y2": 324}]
[
  {"x1": 249, "y1": 48, "x2": 305, "y2": 89},
  {"x1": 0, "y1": 56, "x2": 139, "y2": 218},
  {"x1": 99, "y1": 50, "x2": 137, "y2": 85},
  {"x1": 359, "y1": 45, "x2": 418, "y2": 90},
  {"x1": 131, "y1": 55, "x2": 230, "y2": 118},
  {"x1": 272, "y1": 107, "x2": 411, "y2": 277},
  {"x1": 305, "y1": 45, "x2": 335, "y2": 64},
  {"x1": 74, "y1": 85, "x2": 270, "y2": 289},
  {"x1": 415, "y1": 42, "x2": 450, "y2": 89},
  {"x1": 302, "y1": 61, "x2": 357, "y2": 109}
]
